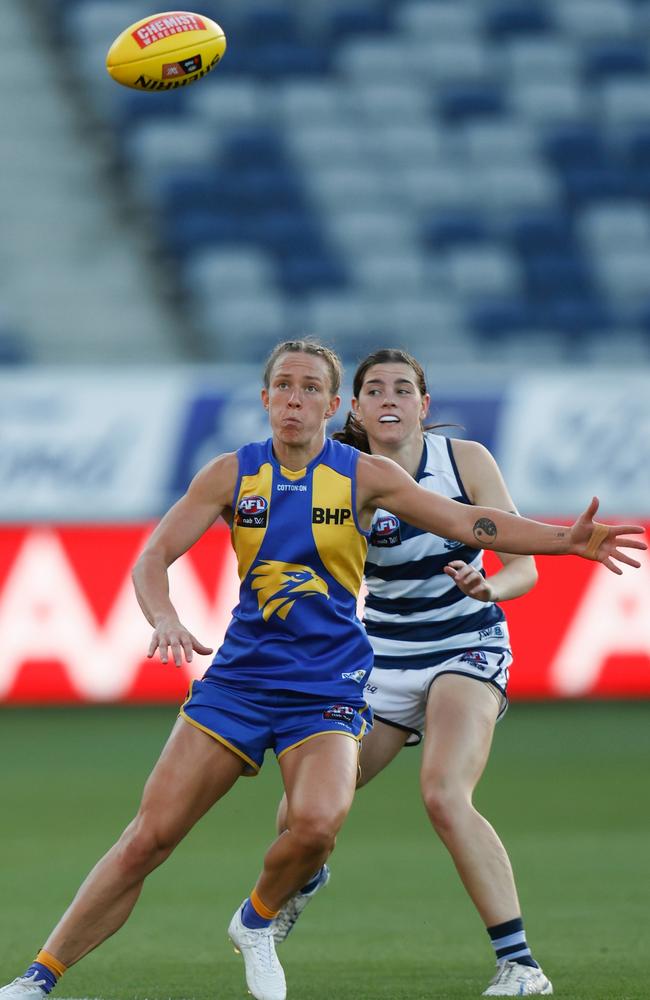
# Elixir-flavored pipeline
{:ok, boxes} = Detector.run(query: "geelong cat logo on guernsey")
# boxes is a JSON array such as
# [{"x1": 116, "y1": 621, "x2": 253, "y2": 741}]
[
  {"x1": 236, "y1": 495, "x2": 268, "y2": 528},
  {"x1": 251, "y1": 560, "x2": 329, "y2": 621}
]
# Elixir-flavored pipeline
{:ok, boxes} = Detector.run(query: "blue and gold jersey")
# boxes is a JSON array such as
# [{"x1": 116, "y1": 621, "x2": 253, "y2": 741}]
[{"x1": 205, "y1": 437, "x2": 372, "y2": 702}]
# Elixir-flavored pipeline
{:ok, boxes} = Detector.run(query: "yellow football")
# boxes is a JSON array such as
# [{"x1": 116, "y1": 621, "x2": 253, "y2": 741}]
[{"x1": 106, "y1": 11, "x2": 226, "y2": 91}]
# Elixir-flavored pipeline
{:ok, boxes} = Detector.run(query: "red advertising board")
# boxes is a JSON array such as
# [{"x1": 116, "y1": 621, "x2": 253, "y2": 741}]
[{"x1": 1, "y1": 524, "x2": 649, "y2": 703}]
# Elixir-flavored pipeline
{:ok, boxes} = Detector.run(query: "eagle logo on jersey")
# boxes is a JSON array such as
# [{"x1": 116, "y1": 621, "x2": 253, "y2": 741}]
[{"x1": 251, "y1": 560, "x2": 329, "y2": 621}]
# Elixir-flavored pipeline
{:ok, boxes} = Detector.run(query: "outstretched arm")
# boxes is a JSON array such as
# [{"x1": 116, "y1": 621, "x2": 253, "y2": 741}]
[
  {"x1": 132, "y1": 452, "x2": 238, "y2": 664},
  {"x1": 443, "y1": 438, "x2": 538, "y2": 601},
  {"x1": 357, "y1": 454, "x2": 646, "y2": 574}
]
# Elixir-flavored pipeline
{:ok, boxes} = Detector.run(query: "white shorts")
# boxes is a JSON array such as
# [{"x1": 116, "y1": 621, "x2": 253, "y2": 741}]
[{"x1": 364, "y1": 649, "x2": 512, "y2": 746}]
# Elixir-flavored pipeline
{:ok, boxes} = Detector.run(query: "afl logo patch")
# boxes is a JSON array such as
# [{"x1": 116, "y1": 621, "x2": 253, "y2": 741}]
[
  {"x1": 323, "y1": 704, "x2": 356, "y2": 726},
  {"x1": 236, "y1": 495, "x2": 268, "y2": 528},
  {"x1": 370, "y1": 514, "x2": 401, "y2": 547}
]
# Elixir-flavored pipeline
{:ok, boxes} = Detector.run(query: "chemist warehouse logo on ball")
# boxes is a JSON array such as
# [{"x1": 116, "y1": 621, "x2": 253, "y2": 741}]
[
  {"x1": 236, "y1": 495, "x2": 268, "y2": 528},
  {"x1": 131, "y1": 13, "x2": 207, "y2": 48}
]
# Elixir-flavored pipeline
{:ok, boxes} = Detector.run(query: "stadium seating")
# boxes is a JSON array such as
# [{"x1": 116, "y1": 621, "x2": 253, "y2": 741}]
[{"x1": 23, "y1": 0, "x2": 650, "y2": 364}]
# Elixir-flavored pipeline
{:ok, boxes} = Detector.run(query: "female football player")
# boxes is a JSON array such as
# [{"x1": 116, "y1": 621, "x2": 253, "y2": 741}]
[{"x1": 0, "y1": 341, "x2": 644, "y2": 1000}]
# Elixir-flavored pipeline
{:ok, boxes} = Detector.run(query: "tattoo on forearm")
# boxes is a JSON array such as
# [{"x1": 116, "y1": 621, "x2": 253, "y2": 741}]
[{"x1": 473, "y1": 517, "x2": 497, "y2": 545}]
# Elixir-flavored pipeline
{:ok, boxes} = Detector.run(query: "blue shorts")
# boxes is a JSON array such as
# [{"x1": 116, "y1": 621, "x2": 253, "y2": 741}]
[{"x1": 181, "y1": 677, "x2": 373, "y2": 776}]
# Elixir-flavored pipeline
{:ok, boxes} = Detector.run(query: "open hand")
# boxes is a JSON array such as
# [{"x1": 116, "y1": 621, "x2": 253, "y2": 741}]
[
  {"x1": 147, "y1": 616, "x2": 213, "y2": 666},
  {"x1": 570, "y1": 497, "x2": 647, "y2": 575}
]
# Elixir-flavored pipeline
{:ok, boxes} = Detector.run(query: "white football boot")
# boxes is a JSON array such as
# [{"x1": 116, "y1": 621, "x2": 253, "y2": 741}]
[
  {"x1": 0, "y1": 974, "x2": 50, "y2": 1000},
  {"x1": 228, "y1": 902, "x2": 286, "y2": 1000},
  {"x1": 272, "y1": 864, "x2": 330, "y2": 944},
  {"x1": 483, "y1": 961, "x2": 553, "y2": 995}
]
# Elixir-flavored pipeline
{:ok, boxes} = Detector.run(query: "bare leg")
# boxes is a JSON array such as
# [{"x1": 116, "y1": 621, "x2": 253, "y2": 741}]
[
  {"x1": 420, "y1": 674, "x2": 520, "y2": 926},
  {"x1": 44, "y1": 718, "x2": 244, "y2": 965},
  {"x1": 274, "y1": 720, "x2": 407, "y2": 834},
  {"x1": 356, "y1": 719, "x2": 409, "y2": 788},
  {"x1": 255, "y1": 735, "x2": 359, "y2": 910}
]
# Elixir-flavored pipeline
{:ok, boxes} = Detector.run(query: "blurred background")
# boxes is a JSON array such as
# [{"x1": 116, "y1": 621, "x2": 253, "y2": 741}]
[{"x1": 1, "y1": 0, "x2": 650, "y2": 704}]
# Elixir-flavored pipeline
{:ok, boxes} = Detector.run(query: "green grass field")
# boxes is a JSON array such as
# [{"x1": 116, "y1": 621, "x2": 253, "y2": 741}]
[{"x1": 1, "y1": 703, "x2": 649, "y2": 1000}]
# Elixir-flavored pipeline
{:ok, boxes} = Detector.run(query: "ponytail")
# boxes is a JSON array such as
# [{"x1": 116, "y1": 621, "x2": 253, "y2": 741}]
[{"x1": 332, "y1": 411, "x2": 371, "y2": 453}]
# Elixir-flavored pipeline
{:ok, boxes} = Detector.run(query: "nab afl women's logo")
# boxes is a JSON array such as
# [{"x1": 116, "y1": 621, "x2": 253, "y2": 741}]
[
  {"x1": 371, "y1": 514, "x2": 401, "y2": 547},
  {"x1": 236, "y1": 495, "x2": 268, "y2": 528}
]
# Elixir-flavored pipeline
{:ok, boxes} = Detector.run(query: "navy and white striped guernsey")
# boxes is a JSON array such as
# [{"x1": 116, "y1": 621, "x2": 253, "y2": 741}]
[{"x1": 363, "y1": 433, "x2": 511, "y2": 670}]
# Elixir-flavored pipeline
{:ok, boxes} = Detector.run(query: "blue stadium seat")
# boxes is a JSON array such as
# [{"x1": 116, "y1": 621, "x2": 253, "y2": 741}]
[
  {"x1": 543, "y1": 123, "x2": 608, "y2": 168},
  {"x1": 243, "y1": 5, "x2": 299, "y2": 41},
  {"x1": 328, "y1": 4, "x2": 392, "y2": 41},
  {"x1": 484, "y1": 3, "x2": 555, "y2": 39},
  {"x1": 422, "y1": 212, "x2": 489, "y2": 250},
  {"x1": 251, "y1": 42, "x2": 331, "y2": 78},
  {"x1": 254, "y1": 211, "x2": 325, "y2": 255},
  {"x1": 523, "y1": 252, "x2": 595, "y2": 297},
  {"x1": 561, "y1": 164, "x2": 633, "y2": 202},
  {"x1": 166, "y1": 211, "x2": 252, "y2": 255},
  {"x1": 507, "y1": 211, "x2": 573, "y2": 251},
  {"x1": 278, "y1": 255, "x2": 348, "y2": 294},
  {"x1": 584, "y1": 40, "x2": 649, "y2": 80},
  {"x1": 542, "y1": 296, "x2": 613, "y2": 334},
  {"x1": 437, "y1": 82, "x2": 505, "y2": 123},
  {"x1": 467, "y1": 298, "x2": 538, "y2": 337},
  {"x1": 222, "y1": 126, "x2": 286, "y2": 166}
]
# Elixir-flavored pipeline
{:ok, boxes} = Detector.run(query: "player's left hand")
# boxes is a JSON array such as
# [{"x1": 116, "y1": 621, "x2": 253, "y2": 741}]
[
  {"x1": 444, "y1": 559, "x2": 494, "y2": 601},
  {"x1": 570, "y1": 497, "x2": 647, "y2": 574}
]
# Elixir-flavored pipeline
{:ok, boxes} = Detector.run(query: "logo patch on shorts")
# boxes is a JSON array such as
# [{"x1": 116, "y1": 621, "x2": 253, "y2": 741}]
[
  {"x1": 236, "y1": 495, "x2": 268, "y2": 527},
  {"x1": 323, "y1": 704, "x2": 356, "y2": 725},
  {"x1": 460, "y1": 650, "x2": 489, "y2": 669},
  {"x1": 370, "y1": 515, "x2": 401, "y2": 547},
  {"x1": 341, "y1": 669, "x2": 366, "y2": 683}
]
